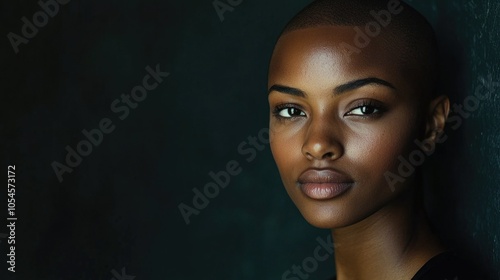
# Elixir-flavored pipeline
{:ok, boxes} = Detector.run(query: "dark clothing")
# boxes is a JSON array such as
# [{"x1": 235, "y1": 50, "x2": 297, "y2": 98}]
[
  {"x1": 411, "y1": 252, "x2": 481, "y2": 280},
  {"x1": 330, "y1": 252, "x2": 482, "y2": 280}
]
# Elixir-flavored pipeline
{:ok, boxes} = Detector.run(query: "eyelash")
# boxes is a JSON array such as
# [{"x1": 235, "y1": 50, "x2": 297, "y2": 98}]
[
  {"x1": 272, "y1": 104, "x2": 306, "y2": 120},
  {"x1": 344, "y1": 100, "x2": 387, "y2": 118},
  {"x1": 272, "y1": 100, "x2": 387, "y2": 120}
]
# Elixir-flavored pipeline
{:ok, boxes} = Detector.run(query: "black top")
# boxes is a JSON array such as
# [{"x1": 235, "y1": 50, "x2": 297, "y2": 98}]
[
  {"x1": 330, "y1": 252, "x2": 482, "y2": 280},
  {"x1": 411, "y1": 252, "x2": 481, "y2": 280}
]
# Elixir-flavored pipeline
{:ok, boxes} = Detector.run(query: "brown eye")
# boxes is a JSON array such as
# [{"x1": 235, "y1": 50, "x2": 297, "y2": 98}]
[
  {"x1": 361, "y1": 106, "x2": 377, "y2": 114},
  {"x1": 276, "y1": 106, "x2": 306, "y2": 118},
  {"x1": 347, "y1": 105, "x2": 381, "y2": 116}
]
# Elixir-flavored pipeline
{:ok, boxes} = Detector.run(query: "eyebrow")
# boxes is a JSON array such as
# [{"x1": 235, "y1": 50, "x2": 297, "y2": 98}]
[
  {"x1": 334, "y1": 77, "x2": 396, "y2": 94},
  {"x1": 268, "y1": 85, "x2": 306, "y2": 97},
  {"x1": 268, "y1": 77, "x2": 396, "y2": 97}
]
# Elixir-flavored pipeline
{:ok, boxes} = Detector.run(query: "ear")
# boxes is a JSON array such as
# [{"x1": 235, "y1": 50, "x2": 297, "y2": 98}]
[{"x1": 424, "y1": 95, "x2": 450, "y2": 144}]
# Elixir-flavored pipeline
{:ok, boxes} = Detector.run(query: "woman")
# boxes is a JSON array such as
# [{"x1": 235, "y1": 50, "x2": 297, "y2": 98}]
[{"x1": 267, "y1": 0, "x2": 481, "y2": 279}]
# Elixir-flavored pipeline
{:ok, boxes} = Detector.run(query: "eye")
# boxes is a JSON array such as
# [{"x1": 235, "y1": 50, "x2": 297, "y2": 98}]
[
  {"x1": 345, "y1": 100, "x2": 386, "y2": 117},
  {"x1": 347, "y1": 105, "x2": 381, "y2": 116},
  {"x1": 274, "y1": 105, "x2": 306, "y2": 119}
]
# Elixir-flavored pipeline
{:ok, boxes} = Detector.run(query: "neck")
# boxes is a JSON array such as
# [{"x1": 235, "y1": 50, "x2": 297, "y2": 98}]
[{"x1": 331, "y1": 187, "x2": 445, "y2": 280}]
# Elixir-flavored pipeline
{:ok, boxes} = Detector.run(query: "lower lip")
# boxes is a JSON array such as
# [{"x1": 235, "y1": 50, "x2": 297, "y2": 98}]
[{"x1": 299, "y1": 183, "x2": 353, "y2": 200}]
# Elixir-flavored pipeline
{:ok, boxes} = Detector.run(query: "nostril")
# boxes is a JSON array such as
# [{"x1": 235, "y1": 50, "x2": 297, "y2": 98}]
[
  {"x1": 305, "y1": 152, "x2": 314, "y2": 160},
  {"x1": 301, "y1": 129, "x2": 344, "y2": 161},
  {"x1": 303, "y1": 150, "x2": 340, "y2": 161},
  {"x1": 323, "y1": 152, "x2": 335, "y2": 159}
]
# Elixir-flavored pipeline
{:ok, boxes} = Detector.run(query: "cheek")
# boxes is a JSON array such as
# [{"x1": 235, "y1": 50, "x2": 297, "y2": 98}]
[
  {"x1": 270, "y1": 123, "x2": 304, "y2": 183},
  {"x1": 346, "y1": 114, "x2": 419, "y2": 188}
]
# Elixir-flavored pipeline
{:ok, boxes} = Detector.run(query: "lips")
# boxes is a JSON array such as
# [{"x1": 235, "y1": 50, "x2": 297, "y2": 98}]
[{"x1": 297, "y1": 169, "x2": 354, "y2": 200}]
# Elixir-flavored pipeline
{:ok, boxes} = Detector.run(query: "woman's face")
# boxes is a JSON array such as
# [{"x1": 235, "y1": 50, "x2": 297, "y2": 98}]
[{"x1": 268, "y1": 26, "x2": 426, "y2": 229}]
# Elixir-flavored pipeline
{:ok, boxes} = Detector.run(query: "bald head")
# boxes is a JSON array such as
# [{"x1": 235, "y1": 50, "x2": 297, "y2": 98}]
[{"x1": 276, "y1": 0, "x2": 439, "y2": 100}]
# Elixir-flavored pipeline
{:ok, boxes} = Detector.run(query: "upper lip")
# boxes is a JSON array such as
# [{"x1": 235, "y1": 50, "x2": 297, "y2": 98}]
[{"x1": 298, "y1": 168, "x2": 354, "y2": 184}]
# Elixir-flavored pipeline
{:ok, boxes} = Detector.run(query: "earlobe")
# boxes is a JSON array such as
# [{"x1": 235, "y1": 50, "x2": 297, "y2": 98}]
[{"x1": 425, "y1": 95, "x2": 450, "y2": 143}]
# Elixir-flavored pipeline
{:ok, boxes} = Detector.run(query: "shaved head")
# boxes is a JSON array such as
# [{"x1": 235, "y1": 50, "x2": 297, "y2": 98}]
[{"x1": 276, "y1": 0, "x2": 439, "y2": 100}]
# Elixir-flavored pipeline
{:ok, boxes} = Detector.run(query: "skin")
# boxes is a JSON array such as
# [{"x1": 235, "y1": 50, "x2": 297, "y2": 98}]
[{"x1": 268, "y1": 26, "x2": 450, "y2": 280}]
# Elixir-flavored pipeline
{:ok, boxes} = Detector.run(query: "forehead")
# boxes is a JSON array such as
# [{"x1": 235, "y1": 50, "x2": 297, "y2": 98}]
[{"x1": 268, "y1": 26, "x2": 411, "y2": 93}]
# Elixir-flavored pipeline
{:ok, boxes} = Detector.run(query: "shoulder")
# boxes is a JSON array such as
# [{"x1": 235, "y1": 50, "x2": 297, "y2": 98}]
[
  {"x1": 411, "y1": 251, "x2": 484, "y2": 280},
  {"x1": 328, "y1": 252, "x2": 484, "y2": 280}
]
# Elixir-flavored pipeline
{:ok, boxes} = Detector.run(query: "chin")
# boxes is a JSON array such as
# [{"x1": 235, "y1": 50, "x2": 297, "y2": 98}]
[
  {"x1": 292, "y1": 190, "x2": 396, "y2": 230},
  {"x1": 293, "y1": 200, "x2": 358, "y2": 229}
]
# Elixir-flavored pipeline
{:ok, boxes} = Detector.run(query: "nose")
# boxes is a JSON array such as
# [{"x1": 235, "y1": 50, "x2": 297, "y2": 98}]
[{"x1": 301, "y1": 116, "x2": 344, "y2": 161}]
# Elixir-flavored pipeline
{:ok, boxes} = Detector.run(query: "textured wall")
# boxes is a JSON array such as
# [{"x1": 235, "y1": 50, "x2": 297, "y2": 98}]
[
  {"x1": 406, "y1": 1, "x2": 500, "y2": 279},
  {"x1": 1, "y1": 0, "x2": 499, "y2": 279}
]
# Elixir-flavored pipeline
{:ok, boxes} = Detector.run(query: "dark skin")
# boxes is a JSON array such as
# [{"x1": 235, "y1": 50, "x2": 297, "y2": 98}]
[{"x1": 268, "y1": 26, "x2": 450, "y2": 279}]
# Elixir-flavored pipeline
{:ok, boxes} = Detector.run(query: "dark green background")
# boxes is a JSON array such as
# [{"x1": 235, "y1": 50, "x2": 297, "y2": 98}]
[{"x1": 1, "y1": 0, "x2": 499, "y2": 279}]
